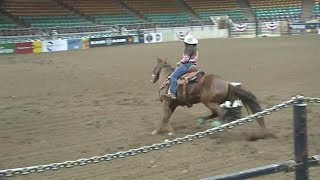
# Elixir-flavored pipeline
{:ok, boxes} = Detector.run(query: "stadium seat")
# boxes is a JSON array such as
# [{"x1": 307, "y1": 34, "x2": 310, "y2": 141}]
[
  {"x1": 62, "y1": 0, "x2": 144, "y2": 25},
  {"x1": 0, "y1": 14, "x2": 17, "y2": 29},
  {"x1": 314, "y1": 0, "x2": 320, "y2": 17},
  {"x1": 123, "y1": 0, "x2": 192, "y2": 23},
  {"x1": 1, "y1": 0, "x2": 92, "y2": 28},
  {"x1": 249, "y1": 0, "x2": 302, "y2": 20},
  {"x1": 183, "y1": 0, "x2": 245, "y2": 21}
]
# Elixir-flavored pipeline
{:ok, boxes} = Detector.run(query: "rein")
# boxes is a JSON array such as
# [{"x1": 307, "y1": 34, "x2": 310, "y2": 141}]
[{"x1": 157, "y1": 66, "x2": 173, "y2": 98}]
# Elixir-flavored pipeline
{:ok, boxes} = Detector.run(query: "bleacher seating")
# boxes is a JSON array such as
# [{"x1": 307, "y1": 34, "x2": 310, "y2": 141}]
[
  {"x1": 1, "y1": 0, "x2": 92, "y2": 28},
  {"x1": 1, "y1": 0, "x2": 319, "y2": 38},
  {"x1": 314, "y1": 0, "x2": 320, "y2": 17},
  {"x1": 0, "y1": 13, "x2": 17, "y2": 29},
  {"x1": 62, "y1": 0, "x2": 144, "y2": 25},
  {"x1": 184, "y1": 0, "x2": 245, "y2": 21},
  {"x1": 123, "y1": 0, "x2": 192, "y2": 23},
  {"x1": 249, "y1": 0, "x2": 302, "y2": 20}
]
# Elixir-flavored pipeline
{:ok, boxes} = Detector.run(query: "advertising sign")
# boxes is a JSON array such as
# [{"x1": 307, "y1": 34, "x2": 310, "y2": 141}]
[
  {"x1": 16, "y1": 42, "x2": 33, "y2": 54},
  {"x1": 0, "y1": 43, "x2": 15, "y2": 54},
  {"x1": 42, "y1": 40, "x2": 67, "y2": 52},
  {"x1": 67, "y1": 39, "x2": 81, "y2": 50},
  {"x1": 89, "y1": 37, "x2": 108, "y2": 48},
  {"x1": 289, "y1": 23, "x2": 306, "y2": 34},
  {"x1": 127, "y1": 35, "x2": 144, "y2": 44},
  {"x1": 81, "y1": 38, "x2": 90, "y2": 49},
  {"x1": 144, "y1": 33, "x2": 163, "y2": 43},
  {"x1": 32, "y1": 41, "x2": 43, "y2": 53},
  {"x1": 89, "y1": 36, "x2": 129, "y2": 48},
  {"x1": 109, "y1": 36, "x2": 128, "y2": 46}
]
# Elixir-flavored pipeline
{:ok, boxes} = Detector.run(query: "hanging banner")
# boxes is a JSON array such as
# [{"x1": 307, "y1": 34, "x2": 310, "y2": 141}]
[
  {"x1": 32, "y1": 41, "x2": 43, "y2": 53},
  {"x1": 175, "y1": 31, "x2": 189, "y2": 40},
  {"x1": 233, "y1": 23, "x2": 247, "y2": 32},
  {"x1": 144, "y1": 33, "x2": 163, "y2": 43},
  {"x1": 15, "y1": 42, "x2": 33, "y2": 54},
  {"x1": 42, "y1": 40, "x2": 67, "y2": 52},
  {"x1": 266, "y1": 22, "x2": 279, "y2": 30}
]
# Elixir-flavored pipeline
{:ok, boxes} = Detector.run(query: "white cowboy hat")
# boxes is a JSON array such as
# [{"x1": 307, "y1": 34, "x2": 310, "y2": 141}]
[{"x1": 184, "y1": 34, "x2": 198, "y2": 45}]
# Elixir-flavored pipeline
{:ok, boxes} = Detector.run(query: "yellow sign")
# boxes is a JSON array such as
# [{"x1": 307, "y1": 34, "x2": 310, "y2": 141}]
[
  {"x1": 81, "y1": 38, "x2": 89, "y2": 49},
  {"x1": 32, "y1": 41, "x2": 43, "y2": 53}
]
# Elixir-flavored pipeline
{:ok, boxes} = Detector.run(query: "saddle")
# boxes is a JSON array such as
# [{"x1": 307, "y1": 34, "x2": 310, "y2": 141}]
[
  {"x1": 177, "y1": 65, "x2": 204, "y2": 85},
  {"x1": 160, "y1": 65, "x2": 205, "y2": 98}
]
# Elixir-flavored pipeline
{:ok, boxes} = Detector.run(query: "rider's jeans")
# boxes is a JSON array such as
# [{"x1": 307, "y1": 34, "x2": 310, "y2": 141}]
[{"x1": 169, "y1": 61, "x2": 194, "y2": 95}]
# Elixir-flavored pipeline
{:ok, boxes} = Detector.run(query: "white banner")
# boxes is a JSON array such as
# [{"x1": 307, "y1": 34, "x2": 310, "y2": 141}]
[
  {"x1": 233, "y1": 23, "x2": 247, "y2": 32},
  {"x1": 175, "y1": 31, "x2": 189, "y2": 40},
  {"x1": 318, "y1": 29, "x2": 320, "y2": 35},
  {"x1": 144, "y1": 33, "x2": 163, "y2": 43},
  {"x1": 266, "y1": 22, "x2": 279, "y2": 31},
  {"x1": 42, "y1": 40, "x2": 68, "y2": 52}
]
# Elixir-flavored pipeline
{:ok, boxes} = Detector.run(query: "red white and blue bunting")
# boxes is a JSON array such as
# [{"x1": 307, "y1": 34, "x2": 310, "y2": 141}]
[
  {"x1": 266, "y1": 22, "x2": 279, "y2": 30},
  {"x1": 233, "y1": 23, "x2": 248, "y2": 32},
  {"x1": 175, "y1": 31, "x2": 189, "y2": 40}
]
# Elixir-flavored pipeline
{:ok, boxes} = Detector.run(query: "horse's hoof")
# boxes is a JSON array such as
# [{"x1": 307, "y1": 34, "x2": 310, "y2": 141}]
[
  {"x1": 151, "y1": 130, "x2": 158, "y2": 135},
  {"x1": 196, "y1": 118, "x2": 206, "y2": 125},
  {"x1": 168, "y1": 132, "x2": 174, "y2": 136}
]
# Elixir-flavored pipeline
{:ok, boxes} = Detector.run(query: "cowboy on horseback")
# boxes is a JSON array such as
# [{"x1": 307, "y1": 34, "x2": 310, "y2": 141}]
[{"x1": 166, "y1": 34, "x2": 199, "y2": 99}]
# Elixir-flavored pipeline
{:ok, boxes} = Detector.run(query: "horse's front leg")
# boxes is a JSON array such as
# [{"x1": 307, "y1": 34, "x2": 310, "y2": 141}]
[{"x1": 152, "y1": 100, "x2": 177, "y2": 135}]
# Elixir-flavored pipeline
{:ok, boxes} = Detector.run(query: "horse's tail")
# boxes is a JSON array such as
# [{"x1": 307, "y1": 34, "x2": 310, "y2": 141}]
[{"x1": 228, "y1": 84, "x2": 266, "y2": 128}]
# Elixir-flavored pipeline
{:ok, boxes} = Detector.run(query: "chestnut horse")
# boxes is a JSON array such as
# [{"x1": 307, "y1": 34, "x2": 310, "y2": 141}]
[{"x1": 151, "y1": 58, "x2": 266, "y2": 135}]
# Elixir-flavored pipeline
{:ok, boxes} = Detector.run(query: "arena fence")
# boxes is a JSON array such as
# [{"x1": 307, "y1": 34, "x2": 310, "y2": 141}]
[
  {"x1": 201, "y1": 97, "x2": 320, "y2": 180},
  {"x1": 0, "y1": 95, "x2": 319, "y2": 179}
]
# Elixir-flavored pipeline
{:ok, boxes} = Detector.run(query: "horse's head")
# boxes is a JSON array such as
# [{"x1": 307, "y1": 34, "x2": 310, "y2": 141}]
[{"x1": 151, "y1": 57, "x2": 169, "y2": 83}]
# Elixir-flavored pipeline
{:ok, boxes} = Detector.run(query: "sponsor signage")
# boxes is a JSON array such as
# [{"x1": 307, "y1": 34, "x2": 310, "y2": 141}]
[
  {"x1": 0, "y1": 43, "x2": 15, "y2": 54},
  {"x1": 32, "y1": 41, "x2": 43, "y2": 53},
  {"x1": 42, "y1": 40, "x2": 68, "y2": 52},
  {"x1": 127, "y1": 35, "x2": 144, "y2": 44},
  {"x1": 89, "y1": 36, "x2": 134, "y2": 48},
  {"x1": 289, "y1": 23, "x2": 306, "y2": 34},
  {"x1": 67, "y1": 39, "x2": 81, "y2": 50},
  {"x1": 16, "y1": 42, "x2": 33, "y2": 54},
  {"x1": 289, "y1": 23, "x2": 306, "y2": 30},
  {"x1": 144, "y1": 33, "x2": 163, "y2": 43},
  {"x1": 81, "y1": 38, "x2": 90, "y2": 49}
]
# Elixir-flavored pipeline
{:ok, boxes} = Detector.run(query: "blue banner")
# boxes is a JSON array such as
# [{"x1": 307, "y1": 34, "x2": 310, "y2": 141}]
[{"x1": 67, "y1": 39, "x2": 81, "y2": 50}]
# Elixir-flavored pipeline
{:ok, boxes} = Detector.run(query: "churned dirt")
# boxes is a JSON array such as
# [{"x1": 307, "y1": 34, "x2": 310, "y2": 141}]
[{"x1": 0, "y1": 35, "x2": 319, "y2": 180}]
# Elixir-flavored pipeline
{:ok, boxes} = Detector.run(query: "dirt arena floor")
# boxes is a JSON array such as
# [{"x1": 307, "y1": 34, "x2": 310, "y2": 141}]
[{"x1": 0, "y1": 35, "x2": 320, "y2": 180}]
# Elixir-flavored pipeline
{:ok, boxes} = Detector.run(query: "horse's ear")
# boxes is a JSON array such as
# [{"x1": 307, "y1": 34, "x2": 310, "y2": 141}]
[
  {"x1": 164, "y1": 57, "x2": 168, "y2": 63},
  {"x1": 157, "y1": 57, "x2": 162, "y2": 62}
]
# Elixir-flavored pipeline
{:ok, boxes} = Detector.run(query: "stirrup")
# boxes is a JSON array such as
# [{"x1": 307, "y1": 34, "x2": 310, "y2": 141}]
[{"x1": 165, "y1": 90, "x2": 176, "y2": 99}]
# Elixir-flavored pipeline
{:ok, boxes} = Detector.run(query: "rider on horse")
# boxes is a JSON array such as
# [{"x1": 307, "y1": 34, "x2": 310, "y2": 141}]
[{"x1": 166, "y1": 34, "x2": 199, "y2": 99}]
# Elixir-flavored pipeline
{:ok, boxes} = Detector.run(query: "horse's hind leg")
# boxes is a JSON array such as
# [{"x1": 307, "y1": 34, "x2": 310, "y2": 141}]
[
  {"x1": 152, "y1": 100, "x2": 177, "y2": 135},
  {"x1": 198, "y1": 111, "x2": 218, "y2": 124},
  {"x1": 204, "y1": 102, "x2": 227, "y2": 124}
]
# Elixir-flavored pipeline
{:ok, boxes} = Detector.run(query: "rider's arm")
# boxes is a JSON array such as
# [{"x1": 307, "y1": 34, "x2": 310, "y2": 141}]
[
  {"x1": 179, "y1": 53, "x2": 191, "y2": 64},
  {"x1": 180, "y1": 51, "x2": 198, "y2": 64}
]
